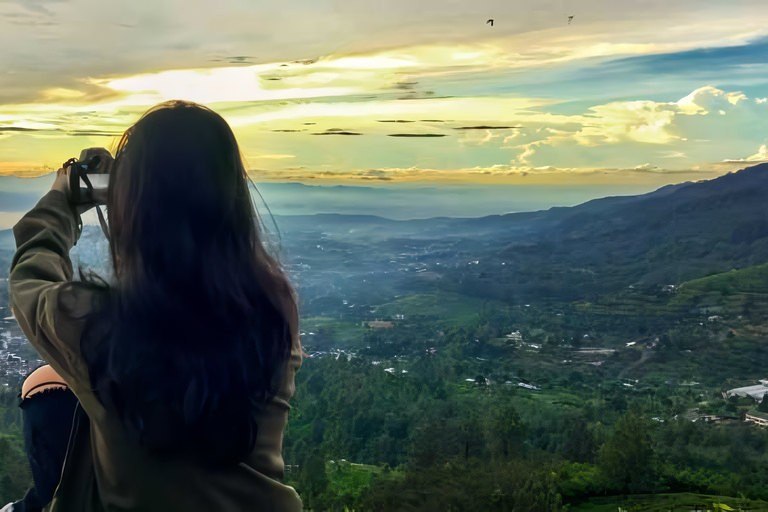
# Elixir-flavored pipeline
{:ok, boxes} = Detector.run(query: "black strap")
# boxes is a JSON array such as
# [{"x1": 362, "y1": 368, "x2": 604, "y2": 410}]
[
  {"x1": 80, "y1": 173, "x2": 94, "y2": 202},
  {"x1": 22, "y1": 381, "x2": 68, "y2": 400},
  {"x1": 64, "y1": 157, "x2": 111, "y2": 243},
  {"x1": 95, "y1": 205, "x2": 110, "y2": 242}
]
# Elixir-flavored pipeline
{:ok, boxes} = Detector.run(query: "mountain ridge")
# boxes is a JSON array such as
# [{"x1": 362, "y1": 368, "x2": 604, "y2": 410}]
[{"x1": 2, "y1": 163, "x2": 768, "y2": 307}]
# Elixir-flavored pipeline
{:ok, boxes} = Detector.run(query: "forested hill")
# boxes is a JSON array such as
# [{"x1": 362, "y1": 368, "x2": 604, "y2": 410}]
[{"x1": 452, "y1": 161, "x2": 768, "y2": 300}]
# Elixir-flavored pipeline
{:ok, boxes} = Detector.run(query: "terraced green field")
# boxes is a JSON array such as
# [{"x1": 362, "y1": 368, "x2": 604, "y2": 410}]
[{"x1": 571, "y1": 492, "x2": 768, "y2": 511}]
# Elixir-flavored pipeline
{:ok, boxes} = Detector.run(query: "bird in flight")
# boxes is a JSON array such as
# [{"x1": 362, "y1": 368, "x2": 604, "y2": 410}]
[
  {"x1": 568, "y1": 15, "x2": 574, "y2": 24},
  {"x1": 487, "y1": 19, "x2": 493, "y2": 26}
]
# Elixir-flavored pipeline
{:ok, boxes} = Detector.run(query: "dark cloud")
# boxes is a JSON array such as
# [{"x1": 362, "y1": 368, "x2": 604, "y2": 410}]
[
  {"x1": 0, "y1": 126, "x2": 42, "y2": 132},
  {"x1": 0, "y1": 78, "x2": 126, "y2": 106},
  {"x1": 397, "y1": 94, "x2": 450, "y2": 101},
  {"x1": 376, "y1": 120, "x2": 415, "y2": 123},
  {"x1": 392, "y1": 90, "x2": 438, "y2": 100},
  {"x1": 387, "y1": 133, "x2": 447, "y2": 137},
  {"x1": 66, "y1": 130, "x2": 123, "y2": 137},
  {"x1": 0, "y1": 126, "x2": 120, "y2": 137},
  {"x1": 271, "y1": 129, "x2": 305, "y2": 132},
  {"x1": 453, "y1": 125, "x2": 522, "y2": 130},
  {"x1": 211, "y1": 55, "x2": 258, "y2": 65},
  {"x1": 311, "y1": 131, "x2": 363, "y2": 135}
]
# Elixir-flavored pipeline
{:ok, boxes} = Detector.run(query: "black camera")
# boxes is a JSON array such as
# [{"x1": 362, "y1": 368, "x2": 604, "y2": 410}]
[{"x1": 64, "y1": 147, "x2": 113, "y2": 205}]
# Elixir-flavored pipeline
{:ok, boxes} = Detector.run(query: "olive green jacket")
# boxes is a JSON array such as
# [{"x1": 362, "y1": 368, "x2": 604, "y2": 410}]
[{"x1": 9, "y1": 190, "x2": 303, "y2": 512}]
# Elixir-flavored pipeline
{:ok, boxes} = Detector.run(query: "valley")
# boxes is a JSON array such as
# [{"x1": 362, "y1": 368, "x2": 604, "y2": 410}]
[{"x1": 1, "y1": 164, "x2": 768, "y2": 509}]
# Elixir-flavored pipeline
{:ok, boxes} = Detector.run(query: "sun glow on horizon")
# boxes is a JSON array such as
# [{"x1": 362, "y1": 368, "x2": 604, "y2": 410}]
[{"x1": 1, "y1": 18, "x2": 768, "y2": 186}]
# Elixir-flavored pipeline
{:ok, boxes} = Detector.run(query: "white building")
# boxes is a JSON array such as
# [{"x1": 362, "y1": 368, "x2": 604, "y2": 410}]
[{"x1": 726, "y1": 380, "x2": 768, "y2": 401}]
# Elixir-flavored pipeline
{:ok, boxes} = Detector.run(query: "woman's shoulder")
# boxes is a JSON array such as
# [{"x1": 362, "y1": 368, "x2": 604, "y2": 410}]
[
  {"x1": 56, "y1": 281, "x2": 110, "y2": 321},
  {"x1": 45, "y1": 281, "x2": 110, "y2": 376}
]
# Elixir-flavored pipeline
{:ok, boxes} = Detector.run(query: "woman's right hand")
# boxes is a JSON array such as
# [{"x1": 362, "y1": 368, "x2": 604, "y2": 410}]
[{"x1": 51, "y1": 165, "x2": 107, "y2": 215}]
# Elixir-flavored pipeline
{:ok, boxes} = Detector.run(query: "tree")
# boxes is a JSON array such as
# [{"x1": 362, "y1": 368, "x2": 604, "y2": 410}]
[
  {"x1": 298, "y1": 449, "x2": 329, "y2": 509},
  {"x1": 758, "y1": 393, "x2": 768, "y2": 413},
  {"x1": 311, "y1": 417, "x2": 326, "y2": 445},
  {"x1": 486, "y1": 403, "x2": 525, "y2": 459},
  {"x1": 597, "y1": 411, "x2": 655, "y2": 493},
  {"x1": 563, "y1": 415, "x2": 597, "y2": 463}
]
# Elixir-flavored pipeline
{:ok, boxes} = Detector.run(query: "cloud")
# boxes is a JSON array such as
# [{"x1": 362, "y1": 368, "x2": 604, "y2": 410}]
[
  {"x1": 725, "y1": 92, "x2": 747, "y2": 105},
  {"x1": 659, "y1": 151, "x2": 687, "y2": 159},
  {"x1": 567, "y1": 86, "x2": 750, "y2": 147},
  {"x1": 453, "y1": 125, "x2": 522, "y2": 130},
  {"x1": 225, "y1": 96, "x2": 547, "y2": 127},
  {"x1": 574, "y1": 101, "x2": 678, "y2": 145},
  {"x1": 311, "y1": 129, "x2": 363, "y2": 135},
  {"x1": 3, "y1": 7, "x2": 768, "y2": 184},
  {"x1": 516, "y1": 140, "x2": 550, "y2": 164},
  {"x1": 93, "y1": 67, "x2": 358, "y2": 106},
  {"x1": 1, "y1": 80, "x2": 763, "y2": 182},
  {"x1": 748, "y1": 145, "x2": 768, "y2": 161},
  {"x1": 723, "y1": 144, "x2": 768, "y2": 163},
  {"x1": 456, "y1": 128, "x2": 506, "y2": 147},
  {"x1": 676, "y1": 85, "x2": 748, "y2": 113},
  {"x1": 209, "y1": 55, "x2": 258, "y2": 65},
  {"x1": 0, "y1": 126, "x2": 41, "y2": 132},
  {"x1": 387, "y1": 133, "x2": 446, "y2": 137},
  {"x1": 0, "y1": 162, "x2": 54, "y2": 177},
  {"x1": 250, "y1": 154, "x2": 296, "y2": 160},
  {"x1": 9, "y1": 0, "x2": 67, "y2": 17},
  {"x1": 246, "y1": 162, "x2": 733, "y2": 186}
]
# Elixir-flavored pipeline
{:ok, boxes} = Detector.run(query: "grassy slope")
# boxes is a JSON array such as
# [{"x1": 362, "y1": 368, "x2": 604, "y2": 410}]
[
  {"x1": 671, "y1": 262, "x2": 768, "y2": 311},
  {"x1": 571, "y1": 492, "x2": 768, "y2": 511}
]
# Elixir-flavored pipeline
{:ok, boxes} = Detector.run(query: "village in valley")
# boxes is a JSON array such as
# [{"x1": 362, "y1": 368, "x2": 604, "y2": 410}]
[{"x1": 0, "y1": 307, "x2": 45, "y2": 389}]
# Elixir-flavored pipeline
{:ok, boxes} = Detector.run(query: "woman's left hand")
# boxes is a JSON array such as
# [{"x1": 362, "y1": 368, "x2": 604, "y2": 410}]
[{"x1": 51, "y1": 166, "x2": 70, "y2": 195}]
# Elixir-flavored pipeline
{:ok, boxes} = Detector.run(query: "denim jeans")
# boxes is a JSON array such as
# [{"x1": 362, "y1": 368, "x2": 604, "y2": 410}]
[{"x1": 16, "y1": 387, "x2": 79, "y2": 512}]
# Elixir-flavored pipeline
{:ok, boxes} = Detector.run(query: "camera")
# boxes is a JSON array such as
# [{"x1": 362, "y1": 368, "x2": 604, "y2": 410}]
[{"x1": 64, "y1": 147, "x2": 113, "y2": 205}]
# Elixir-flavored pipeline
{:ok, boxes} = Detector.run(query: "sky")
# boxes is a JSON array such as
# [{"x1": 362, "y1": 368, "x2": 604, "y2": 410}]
[{"x1": 1, "y1": 0, "x2": 768, "y2": 225}]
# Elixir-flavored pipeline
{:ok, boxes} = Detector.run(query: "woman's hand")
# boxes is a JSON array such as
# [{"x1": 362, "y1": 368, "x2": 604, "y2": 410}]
[
  {"x1": 51, "y1": 166, "x2": 70, "y2": 195},
  {"x1": 51, "y1": 166, "x2": 106, "y2": 215}
]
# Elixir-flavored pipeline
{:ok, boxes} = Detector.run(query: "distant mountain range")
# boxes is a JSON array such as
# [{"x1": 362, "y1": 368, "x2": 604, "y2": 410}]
[
  {"x1": 274, "y1": 163, "x2": 768, "y2": 306},
  {"x1": 2, "y1": 163, "x2": 768, "y2": 309}
]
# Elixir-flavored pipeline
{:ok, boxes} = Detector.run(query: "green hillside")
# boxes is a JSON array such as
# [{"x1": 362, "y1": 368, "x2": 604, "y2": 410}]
[{"x1": 675, "y1": 262, "x2": 768, "y2": 299}]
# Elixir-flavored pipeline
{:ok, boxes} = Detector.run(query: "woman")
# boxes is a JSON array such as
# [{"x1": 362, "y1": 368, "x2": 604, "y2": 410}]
[{"x1": 8, "y1": 100, "x2": 303, "y2": 511}]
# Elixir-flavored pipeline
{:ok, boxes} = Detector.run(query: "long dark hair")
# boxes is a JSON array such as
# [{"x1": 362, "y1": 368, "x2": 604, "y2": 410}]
[{"x1": 82, "y1": 100, "x2": 298, "y2": 467}]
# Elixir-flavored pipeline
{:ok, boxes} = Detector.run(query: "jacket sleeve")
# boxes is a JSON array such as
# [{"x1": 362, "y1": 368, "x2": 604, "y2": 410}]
[
  {"x1": 245, "y1": 336, "x2": 302, "y2": 480},
  {"x1": 9, "y1": 190, "x2": 97, "y2": 400}
]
